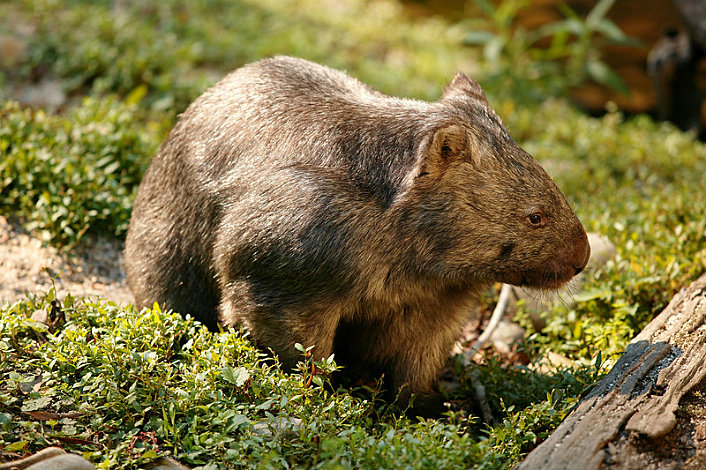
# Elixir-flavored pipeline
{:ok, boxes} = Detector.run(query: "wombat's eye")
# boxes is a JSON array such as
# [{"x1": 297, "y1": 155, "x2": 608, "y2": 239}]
[{"x1": 527, "y1": 213, "x2": 543, "y2": 227}]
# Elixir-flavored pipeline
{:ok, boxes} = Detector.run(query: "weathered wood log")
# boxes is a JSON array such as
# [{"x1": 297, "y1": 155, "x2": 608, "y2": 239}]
[{"x1": 517, "y1": 273, "x2": 706, "y2": 470}]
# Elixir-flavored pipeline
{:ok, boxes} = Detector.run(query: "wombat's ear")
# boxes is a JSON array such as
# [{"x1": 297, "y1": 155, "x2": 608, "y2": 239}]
[
  {"x1": 417, "y1": 124, "x2": 470, "y2": 178},
  {"x1": 442, "y1": 73, "x2": 489, "y2": 105}
]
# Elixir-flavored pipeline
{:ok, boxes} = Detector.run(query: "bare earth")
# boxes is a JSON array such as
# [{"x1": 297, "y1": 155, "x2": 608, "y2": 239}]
[{"x1": 0, "y1": 216, "x2": 133, "y2": 306}]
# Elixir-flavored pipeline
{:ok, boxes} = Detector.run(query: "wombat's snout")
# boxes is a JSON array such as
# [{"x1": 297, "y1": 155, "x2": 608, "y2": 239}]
[{"x1": 522, "y1": 227, "x2": 591, "y2": 290}]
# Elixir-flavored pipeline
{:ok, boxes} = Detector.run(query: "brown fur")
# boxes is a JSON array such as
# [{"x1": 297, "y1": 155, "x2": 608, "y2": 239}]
[{"x1": 125, "y1": 56, "x2": 590, "y2": 416}]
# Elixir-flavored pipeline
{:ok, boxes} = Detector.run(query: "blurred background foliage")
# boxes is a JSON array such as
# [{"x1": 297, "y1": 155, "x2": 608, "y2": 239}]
[{"x1": 1, "y1": 0, "x2": 705, "y2": 468}]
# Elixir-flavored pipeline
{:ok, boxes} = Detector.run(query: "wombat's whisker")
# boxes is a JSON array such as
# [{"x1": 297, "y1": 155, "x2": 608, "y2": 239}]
[{"x1": 559, "y1": 278, "x2": 582, "y2": 307}]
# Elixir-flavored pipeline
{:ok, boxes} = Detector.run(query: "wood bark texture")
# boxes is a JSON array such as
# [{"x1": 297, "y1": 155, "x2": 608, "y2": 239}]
[{"x1": 517, "y1": 273, "x2": 706, "y2": 470}]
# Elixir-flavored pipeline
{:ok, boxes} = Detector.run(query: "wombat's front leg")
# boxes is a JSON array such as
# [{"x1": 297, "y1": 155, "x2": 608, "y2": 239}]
[
  {"x1": 228, "y1": 303, "x2": 341, "y2": 371},
  {"x1": 389, "y1": 345, "x2": 450, "y2": 418}
]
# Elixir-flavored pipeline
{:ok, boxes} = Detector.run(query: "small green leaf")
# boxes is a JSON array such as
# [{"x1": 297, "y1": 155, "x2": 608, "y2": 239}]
[
  {"x1": 585, "y1": 60, "x2": 630, "y2": 95},
  {"x1": 484, "y1": 35, "x2": 505, "y2": 63},
  {"x1": 573, "y1": 288, "x2": 612, "y2": 303},
  {"x1": 221, "y1": 366, "x2": 249, "y2": 387},
  {"x1": 473, "y1": 0, "x2": 497, "y2": 17},
  {"x1": 21, "y1": 395, "x2": 53, "y2": 412},
  {"x1": 5, "y1": 440, "x2": 27, "y2": 452},
  {"x1": 231, "y1": 414, "x2": 249, "y2": 428},
  {"x1": 125, "y1": 84, "x2": 148, "y2": 105},
  {"x1": 594, "y1": 19, "x2": 641, "y2": 45},
  {"x1": 463, "y1": 30, "x2": 496, "y2": 46},
  {"x1": 586, "y1": 0, "x2": 617, "y2": 27}
]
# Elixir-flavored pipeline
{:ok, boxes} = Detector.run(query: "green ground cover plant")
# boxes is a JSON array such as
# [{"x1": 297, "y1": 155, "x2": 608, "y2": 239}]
[
  {"x1": 0, "y1": 99, "x2": 167, "y2": 247},
  {"x1": 0, "y1": 289, "x2": 597, "y2": 468},
  {"x1": 1, "y1": 0, "x2": 705, "y2": 468}
]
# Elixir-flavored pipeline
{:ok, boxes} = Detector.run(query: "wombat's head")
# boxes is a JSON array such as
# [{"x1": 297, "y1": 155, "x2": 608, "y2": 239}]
[{"x1": 405, "y1": 73, "x2": 590, "y2": 290}]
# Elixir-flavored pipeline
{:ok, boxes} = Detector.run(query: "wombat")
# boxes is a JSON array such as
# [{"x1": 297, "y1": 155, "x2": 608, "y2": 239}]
[{"x1": 125, "y1": 56, "x2": 590, "y2": 415}]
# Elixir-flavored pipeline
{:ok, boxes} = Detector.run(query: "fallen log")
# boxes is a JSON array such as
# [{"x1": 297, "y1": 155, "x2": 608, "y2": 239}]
[{"x1": 517, "y1": 273, "x2": 706, "y2": 469}]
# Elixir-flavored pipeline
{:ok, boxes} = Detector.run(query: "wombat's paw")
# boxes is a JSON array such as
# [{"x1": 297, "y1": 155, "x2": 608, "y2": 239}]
[{"x1": 405, "y1": 393, "x2": 449, "y2": 419}]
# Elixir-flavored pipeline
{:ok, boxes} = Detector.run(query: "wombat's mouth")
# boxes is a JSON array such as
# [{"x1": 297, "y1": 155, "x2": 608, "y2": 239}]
[{"x1": 504, "y1": 268, "x2": 577, "y2": 291}]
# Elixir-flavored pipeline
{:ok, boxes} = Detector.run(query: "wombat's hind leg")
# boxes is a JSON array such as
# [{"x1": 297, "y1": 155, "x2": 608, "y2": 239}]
[
  {"x1": 223, "y1": 299, "x2": 341, "y2": 373},
  {"x1": 288, "y1": 310, "x2": 341, "y2": 368}
]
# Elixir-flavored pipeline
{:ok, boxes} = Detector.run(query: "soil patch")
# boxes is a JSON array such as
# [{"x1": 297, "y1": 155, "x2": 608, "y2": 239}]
[{"x1": 0, "y1": 216, "x2": 132, "y2": 306}]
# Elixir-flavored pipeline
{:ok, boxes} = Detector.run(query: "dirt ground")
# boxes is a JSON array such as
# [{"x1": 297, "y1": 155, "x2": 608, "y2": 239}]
[{"x1": 0, "y1": 216, "x2": 133, "y2": 306}]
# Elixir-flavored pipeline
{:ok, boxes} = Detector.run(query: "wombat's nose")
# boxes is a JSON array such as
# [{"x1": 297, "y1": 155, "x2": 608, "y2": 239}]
[{"x1": 573, "y1": 238, "x2": 591, "y2": 275}]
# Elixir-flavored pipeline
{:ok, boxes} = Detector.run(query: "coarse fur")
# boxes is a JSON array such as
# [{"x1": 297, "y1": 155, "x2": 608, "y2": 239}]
[{"x1": 125, "y1": 56, "x2": 590, "y2": 416}]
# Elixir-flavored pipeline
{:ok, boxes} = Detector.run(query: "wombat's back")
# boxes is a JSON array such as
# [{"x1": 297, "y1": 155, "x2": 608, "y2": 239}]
[{"x1": 182, "y1": 56, "x2": 449, "y2": 205}]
